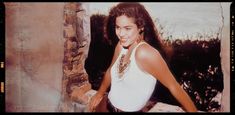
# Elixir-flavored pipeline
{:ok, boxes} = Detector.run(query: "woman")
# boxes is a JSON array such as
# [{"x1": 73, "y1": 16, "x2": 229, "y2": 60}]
[{"x1": 89, "y1": 2, "x2": 197, "y2": 112}]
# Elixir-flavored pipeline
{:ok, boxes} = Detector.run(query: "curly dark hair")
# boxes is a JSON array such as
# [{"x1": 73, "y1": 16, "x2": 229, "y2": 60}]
[{"x1": 105, "y1": 2, "x2": 168, "y2": 59}]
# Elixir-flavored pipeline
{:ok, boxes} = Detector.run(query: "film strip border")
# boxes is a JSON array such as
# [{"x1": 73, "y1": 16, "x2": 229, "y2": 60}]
[
  {"x1": 231, "y1": 2, "x2": 235, "y2": 113},
  {"x1": 0, "y1": 2, "x2": 4, "y2": 113}
]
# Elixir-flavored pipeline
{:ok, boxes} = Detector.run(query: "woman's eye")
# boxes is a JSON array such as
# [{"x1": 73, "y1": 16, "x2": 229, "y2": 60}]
[{"x1": 115, "y1": 26, "x2": 120, "y2": 29}]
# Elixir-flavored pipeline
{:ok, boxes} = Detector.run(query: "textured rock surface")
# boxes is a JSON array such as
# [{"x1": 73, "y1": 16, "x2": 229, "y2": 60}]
[{"x1": 58, "y1": 3, "x2": 92, "y2": 112}]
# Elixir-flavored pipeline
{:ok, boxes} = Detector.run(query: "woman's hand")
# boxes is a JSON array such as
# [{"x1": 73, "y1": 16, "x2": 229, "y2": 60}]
[{"x1": 88, "y1": 93, "x2": 104, "y2": 112}]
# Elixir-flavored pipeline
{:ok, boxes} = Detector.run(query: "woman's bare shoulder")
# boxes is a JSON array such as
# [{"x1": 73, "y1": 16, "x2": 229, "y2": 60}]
[
  {"x1": 135, "y1": 42, "x2": 161, "y2": 61},
  {"x1": 135, "y1": 42, "x2": 165, "y2": 75},
  {"x1": 112, "y1": 41, "x2": 122, "y2": 59},
  {"x1": 115, "y1": 41, "x2": 122, "y2": 53},
  {"x1": 109, "y1": 41, "x2": 122, "y2": 67},
  {"x1": 135, "y1": 42, "x2": 168, "y2": 78}
]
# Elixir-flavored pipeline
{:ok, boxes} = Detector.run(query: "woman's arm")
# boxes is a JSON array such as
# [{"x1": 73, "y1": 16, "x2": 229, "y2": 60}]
[
  {"x1": 97, "y1": 41, "x2": 122, "y2": 96},
  {"x1": 89, "y1": 42, "x2": 122, "y2": 111},
  {"x1": 136, "y1": 43, "x2": 197, "y2": 112}
]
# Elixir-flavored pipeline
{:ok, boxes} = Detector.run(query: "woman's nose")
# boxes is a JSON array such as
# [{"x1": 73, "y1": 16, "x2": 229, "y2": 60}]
[{"x1": 119, "y1": 29, "x2": 125, "y2": 37}]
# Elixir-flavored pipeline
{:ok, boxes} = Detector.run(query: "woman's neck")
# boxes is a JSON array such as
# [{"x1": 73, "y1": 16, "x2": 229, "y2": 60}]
[{"x1": 121, "y1": 41, "x2": 140, "y2": 60}]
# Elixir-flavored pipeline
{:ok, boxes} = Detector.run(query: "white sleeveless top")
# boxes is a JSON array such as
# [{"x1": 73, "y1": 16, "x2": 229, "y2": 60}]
[{"x1": 108, "y1": 42, "x2": 157, "y2": 111}]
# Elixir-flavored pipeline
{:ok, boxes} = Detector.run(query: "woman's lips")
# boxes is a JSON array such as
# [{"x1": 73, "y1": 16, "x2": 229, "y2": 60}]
[{"x1": 120, "y1": 39, "x2": 127, "y2": 42}]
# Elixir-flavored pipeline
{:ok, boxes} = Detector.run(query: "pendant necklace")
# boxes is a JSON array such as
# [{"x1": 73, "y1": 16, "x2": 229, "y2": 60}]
[{"x1": 118, "y1": 48, "x2": 131, "y2": 78}]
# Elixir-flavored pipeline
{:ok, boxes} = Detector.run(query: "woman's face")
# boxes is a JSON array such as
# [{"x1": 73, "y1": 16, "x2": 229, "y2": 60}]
[{"x1": 115, "y1": 15, "x2": 141, "y2": 48}]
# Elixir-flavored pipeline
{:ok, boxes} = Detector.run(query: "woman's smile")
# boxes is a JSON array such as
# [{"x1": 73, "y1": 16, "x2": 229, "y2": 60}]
[{"x1": 120, "y1": 38, "x2": 127, "y2": 43}]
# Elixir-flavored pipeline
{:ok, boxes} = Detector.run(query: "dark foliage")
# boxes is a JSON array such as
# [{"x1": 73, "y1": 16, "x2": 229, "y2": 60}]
[
  {"x1": 154, "y1": 38, "x2": 223, "y2": 112},
  {"x1": 85, "y1": 14, "x2": 115, "y2": 90}
]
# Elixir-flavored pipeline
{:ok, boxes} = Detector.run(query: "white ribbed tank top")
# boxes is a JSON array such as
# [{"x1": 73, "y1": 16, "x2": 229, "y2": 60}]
[{"x1": 108, "y1": 42, "x2": 157, "y2": 111}]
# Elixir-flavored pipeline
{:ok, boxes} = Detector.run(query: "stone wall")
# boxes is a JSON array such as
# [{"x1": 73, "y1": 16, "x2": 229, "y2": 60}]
[{"x1": 57, "y1": 3, "x2": 92, "y2": 112}]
